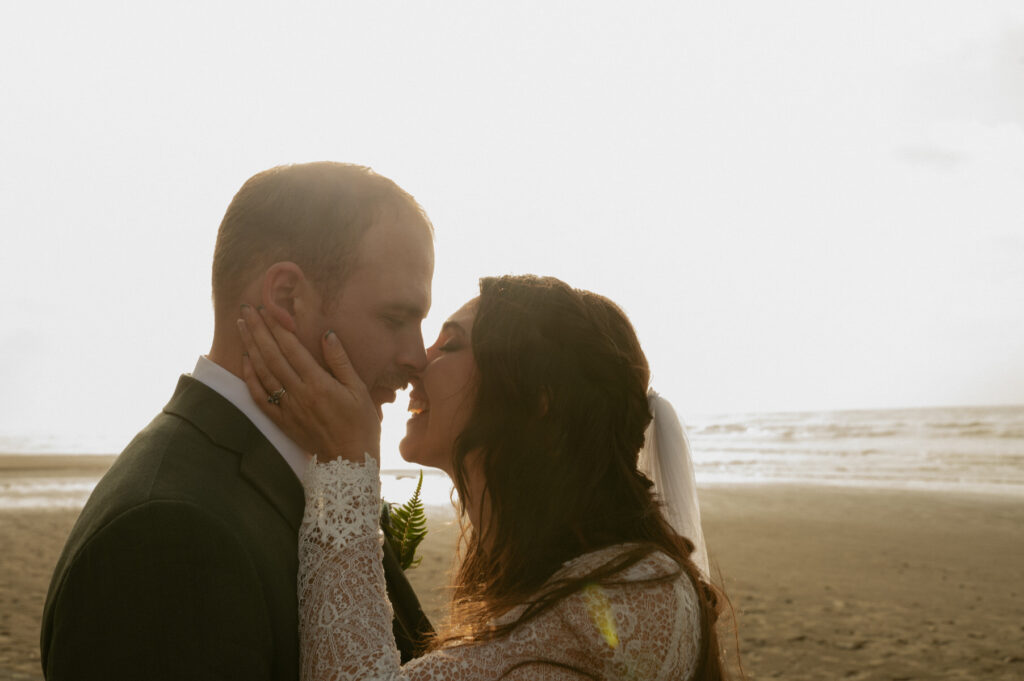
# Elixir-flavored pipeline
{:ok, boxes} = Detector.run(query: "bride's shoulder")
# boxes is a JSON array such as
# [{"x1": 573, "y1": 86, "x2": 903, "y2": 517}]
[
  {"x1": 422, "y1": 547, "x2": 702, "y2": 679},
  {"x1": 540, "y1": 545, "x2": 701, "y2": 677},
  {"x1": 551, "y1": 543, "x2": 700, "y2": 624},
  {"x1": 555, "y1": 543, "x2": 686, "y2": 581}
]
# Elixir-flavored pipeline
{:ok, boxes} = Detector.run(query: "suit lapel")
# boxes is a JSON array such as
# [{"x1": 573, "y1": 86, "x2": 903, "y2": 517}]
[
  {"x1": 163, "y1": 376, "x2": 434, "y2": 652},
  {"x1": 163, "y1": 375, "x2": 305, "y2": 532}
]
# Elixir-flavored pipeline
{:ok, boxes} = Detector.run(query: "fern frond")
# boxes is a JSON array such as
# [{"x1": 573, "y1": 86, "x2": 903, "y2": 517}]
[{"x1": 385, "y1": 471, "x2": 428, "y2": 570}]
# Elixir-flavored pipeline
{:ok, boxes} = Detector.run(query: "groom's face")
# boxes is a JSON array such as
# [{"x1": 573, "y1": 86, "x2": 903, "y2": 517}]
[{"x1": 309, "y1": 209, "x2": 434, "y2": 419}]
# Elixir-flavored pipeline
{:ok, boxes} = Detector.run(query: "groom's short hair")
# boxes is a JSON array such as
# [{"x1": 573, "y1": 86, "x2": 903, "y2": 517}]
[{"x1": 211, "y1": 162, "x2": 431, "y2": 317}]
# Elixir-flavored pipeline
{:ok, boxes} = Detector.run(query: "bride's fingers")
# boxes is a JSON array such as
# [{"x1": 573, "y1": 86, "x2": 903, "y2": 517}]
[
  {"x1": 257, "y1": 305, "x2": 328, "y2": 382},
  {"x1": 237, "y1": 319, "x2": 288, "y2": 396},
  {"x1": 321, "y1": 330, "x2": 367, "y2": 394},
  {"x1": 242, "y1": 355, "x2": 311, "y2": 440},
  {"x1": 239, "y1": 306, "x2": 303, "y2": 389},
  {"x1": 241, "y1": 354, "x2": 280, "y2": 416},
  {"x1": 239, "y1": 354, "x2": 267, "y2": 400}
]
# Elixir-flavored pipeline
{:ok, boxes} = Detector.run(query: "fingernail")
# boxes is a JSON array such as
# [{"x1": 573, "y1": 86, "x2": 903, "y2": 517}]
[
  {"x1": 236, "y1": 319, "x2": 247, "y2": 332},
  {"x1": 325, "y1": 329, "x2": 337, "y2": 342},
  {"x1": 240, "y1": 303, "x2": 250, "y2": 312},
  {"x1": 256, "y1": 305, "x2": 265, "y2": 312}
]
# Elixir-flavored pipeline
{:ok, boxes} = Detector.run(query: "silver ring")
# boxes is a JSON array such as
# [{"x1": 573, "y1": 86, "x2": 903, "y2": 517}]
[{"x1": 267, "y1": 388, "x2": 286, "y2": 405}]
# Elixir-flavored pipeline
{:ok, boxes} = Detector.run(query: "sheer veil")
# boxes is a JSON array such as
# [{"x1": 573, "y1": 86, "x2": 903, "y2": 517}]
[{"x1": 638, "y1": 389, "x2": 710, "y2": 578}]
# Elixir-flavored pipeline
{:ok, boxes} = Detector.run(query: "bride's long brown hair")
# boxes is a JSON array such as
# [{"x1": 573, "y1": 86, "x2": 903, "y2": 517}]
[{"x1": 437, "y1": 274, "x2": 728, "y2": 680}]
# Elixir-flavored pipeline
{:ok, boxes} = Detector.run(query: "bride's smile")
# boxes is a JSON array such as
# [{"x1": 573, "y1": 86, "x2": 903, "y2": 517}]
[{"x1": 399, "y1": 298, "x2": 478, "y2": 475}]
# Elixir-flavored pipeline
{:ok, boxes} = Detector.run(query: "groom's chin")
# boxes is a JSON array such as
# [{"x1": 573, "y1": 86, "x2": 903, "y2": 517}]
[{"x1": 370, "y1": 387, "x2": 398, "y2": 421}]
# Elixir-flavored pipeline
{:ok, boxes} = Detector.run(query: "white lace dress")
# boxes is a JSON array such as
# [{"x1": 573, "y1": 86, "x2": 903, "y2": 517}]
[{"x1": 299, "y1": 456, "x2": 702, "y2": 681}]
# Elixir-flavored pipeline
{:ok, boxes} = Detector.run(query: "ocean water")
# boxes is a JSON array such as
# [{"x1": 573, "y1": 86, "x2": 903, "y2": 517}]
[
  {"x1": 2, "y1": 405, "x2": 1023, "y2": 510},
  {"x1": 0, "y1": 463, "x2": 456, "y2": 513},
  {"x1": 685, "y1": 405, "x2": 1024, "y2": 494},
  {"x1": 0, "y1": 478, "x2": 104, "y2": 511}
]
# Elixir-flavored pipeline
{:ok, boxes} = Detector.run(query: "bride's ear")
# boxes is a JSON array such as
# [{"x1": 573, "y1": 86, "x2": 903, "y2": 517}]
[{"x1": 260, "y1": 262, "x2": 315, "y2": 333}]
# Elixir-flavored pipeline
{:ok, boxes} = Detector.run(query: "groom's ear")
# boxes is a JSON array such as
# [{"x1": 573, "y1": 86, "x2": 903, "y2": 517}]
[{"x1": 260, "y1": 262, "x2": 314, "y2": 333}]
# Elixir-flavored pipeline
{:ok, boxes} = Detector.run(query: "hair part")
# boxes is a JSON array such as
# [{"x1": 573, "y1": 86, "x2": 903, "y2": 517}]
[{"x1": 211, "y1": 162, "x2": 432, "y2": 318}]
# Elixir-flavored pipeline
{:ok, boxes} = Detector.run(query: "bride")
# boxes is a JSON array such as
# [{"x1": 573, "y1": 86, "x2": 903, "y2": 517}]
[{"x1": 237, "y1": 274, "x2": 726, "y2": 681}]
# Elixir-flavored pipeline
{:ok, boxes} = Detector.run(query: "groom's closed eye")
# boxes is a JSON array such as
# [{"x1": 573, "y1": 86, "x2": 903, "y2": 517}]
[{"x1": 379, "y1": 303, "x2": 428, "y2": 326}]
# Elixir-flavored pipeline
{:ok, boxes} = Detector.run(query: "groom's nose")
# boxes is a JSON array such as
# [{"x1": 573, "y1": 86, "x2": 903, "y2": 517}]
[{"x1": 396, "y1": 328, "x2": 428, "y2": 374}]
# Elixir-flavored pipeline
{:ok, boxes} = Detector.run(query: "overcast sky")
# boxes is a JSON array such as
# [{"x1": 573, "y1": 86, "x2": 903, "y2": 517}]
[{"x1": 2, "y1": 1, "x2": 1022, "y2": 458}]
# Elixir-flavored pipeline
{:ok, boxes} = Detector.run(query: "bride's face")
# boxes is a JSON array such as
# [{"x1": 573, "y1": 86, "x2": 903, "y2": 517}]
[{"x1": 399, "y1": 298, "x2": 478, "y2": 474}]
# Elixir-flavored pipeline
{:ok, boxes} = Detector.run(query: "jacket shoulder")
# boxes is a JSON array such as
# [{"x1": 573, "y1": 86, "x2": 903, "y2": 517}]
[{"x1": 41, "y1": 499, "x2": 275, "y2": 679}]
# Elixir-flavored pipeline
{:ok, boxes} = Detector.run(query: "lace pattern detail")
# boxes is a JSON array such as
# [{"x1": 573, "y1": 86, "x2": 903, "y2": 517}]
[{"x1": 298, "y1": 456, "x2": 702, "y2": 681}]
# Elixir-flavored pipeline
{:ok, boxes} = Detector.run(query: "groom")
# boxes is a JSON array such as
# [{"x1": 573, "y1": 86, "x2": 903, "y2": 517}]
[{"x1": 40, "y1": 163, "x2": 435, "y2": 679}]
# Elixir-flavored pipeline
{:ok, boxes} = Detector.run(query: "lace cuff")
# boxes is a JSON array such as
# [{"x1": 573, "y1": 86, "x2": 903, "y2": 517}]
[
  {"x1": 301, "y1": 454, "x2": 382, "y2": 548},
  {"x1": 299, "y1": 455, "x2": 404, "y2": 681}
]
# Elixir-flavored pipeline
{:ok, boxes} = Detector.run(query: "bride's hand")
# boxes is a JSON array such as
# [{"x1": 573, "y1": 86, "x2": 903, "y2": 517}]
[{"x1": 236, "y1": 305, "x2": 381, "y2": 463}]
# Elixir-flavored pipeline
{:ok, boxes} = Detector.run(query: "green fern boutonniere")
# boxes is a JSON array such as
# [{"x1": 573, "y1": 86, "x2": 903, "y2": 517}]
[{"x1": 381, "y1": 471, "x2": 428, "y2": 571}]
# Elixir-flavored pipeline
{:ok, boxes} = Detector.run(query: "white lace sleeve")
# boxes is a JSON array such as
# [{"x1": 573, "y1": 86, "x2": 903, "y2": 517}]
[
  {"x1": 298, "y1": 455, "x2": 702, "y2": 681},
  {"x1": 299, "y1": 454, "x2": 404, "y2": 681}
]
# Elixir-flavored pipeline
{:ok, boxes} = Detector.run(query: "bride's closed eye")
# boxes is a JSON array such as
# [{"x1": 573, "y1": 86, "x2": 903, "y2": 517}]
[{"x1": 439, "y1": 340, "x2": 461, "y2": 352}]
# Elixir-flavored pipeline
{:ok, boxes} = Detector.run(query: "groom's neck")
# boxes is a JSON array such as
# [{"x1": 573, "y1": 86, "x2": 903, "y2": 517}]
[{"x1": 207, "y1": 332, "x2": 244, "y2": 379}]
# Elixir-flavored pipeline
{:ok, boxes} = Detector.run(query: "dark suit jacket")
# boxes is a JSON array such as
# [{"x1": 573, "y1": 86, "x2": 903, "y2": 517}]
[{"x1": 41, "y1": 375, "x2": 432, "y2": 680}]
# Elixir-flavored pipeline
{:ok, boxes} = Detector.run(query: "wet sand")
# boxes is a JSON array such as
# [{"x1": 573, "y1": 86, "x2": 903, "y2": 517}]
[{"x1": 2, "y1": 455, "x2": 1022, "y2": 680}]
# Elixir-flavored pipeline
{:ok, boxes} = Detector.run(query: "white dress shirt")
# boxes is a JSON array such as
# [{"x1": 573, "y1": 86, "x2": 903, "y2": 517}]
[{"x1": 190, "y1": 356, "x2": 312, "y2": 481}]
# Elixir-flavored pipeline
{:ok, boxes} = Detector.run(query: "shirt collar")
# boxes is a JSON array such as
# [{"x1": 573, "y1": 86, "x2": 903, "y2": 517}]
[{"x1": 190, "y1": 356, "x2": 311, "y2": 482}]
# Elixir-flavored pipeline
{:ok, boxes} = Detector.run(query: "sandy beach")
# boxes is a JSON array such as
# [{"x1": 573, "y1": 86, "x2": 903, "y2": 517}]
[{"x1": 2, "y1": 456, "x2": 1023, "y2": 680}]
